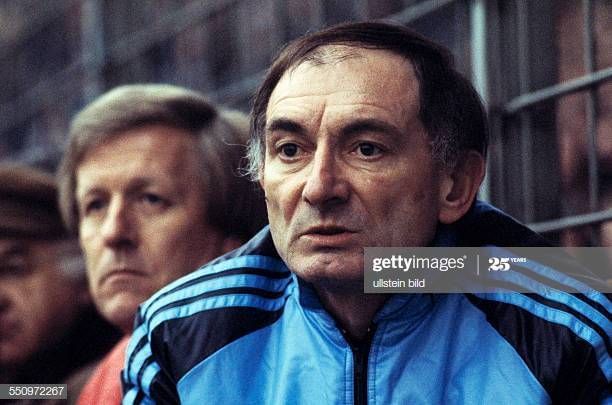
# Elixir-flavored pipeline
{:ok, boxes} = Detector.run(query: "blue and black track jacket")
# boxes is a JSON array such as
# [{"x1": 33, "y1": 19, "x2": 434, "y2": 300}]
[{"x1": 122, "y1": 201, "x2": 611, "y2": 404}]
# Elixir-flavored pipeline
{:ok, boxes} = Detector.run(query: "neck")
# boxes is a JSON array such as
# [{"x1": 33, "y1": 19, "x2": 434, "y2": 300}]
[{"x1": 314, "y1": 287, "x2": 388, "y2": 341}]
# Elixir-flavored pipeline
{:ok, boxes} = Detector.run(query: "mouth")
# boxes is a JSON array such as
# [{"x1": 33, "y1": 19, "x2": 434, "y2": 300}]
[
  {"x1": 303, "y1": 225, "x2": 355, "y2": 235},
  {"x1": 300, "y1": 225, "x2": 358, "y2": 247},
  {"x1": 101, "y1": 268, "x2": 145, "y2": 284}
]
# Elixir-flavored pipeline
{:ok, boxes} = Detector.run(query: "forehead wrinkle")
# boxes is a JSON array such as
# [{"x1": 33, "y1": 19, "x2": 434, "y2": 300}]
[
  {"x1": 268, "y1": 91, "x2": 403, "y2": 123},
  {"x1": 287, "y1": 45, "x2": 365, "y2": 80},
  {"x1": 267, "y1": 97, "x2": 408, "y2": 141},
  {"x1": 267, "y1": 48, "x2": 421, "y2": 142},
  {"x1": 297, "y1": 44, "x2": 364, "y2": 67},
  {"x1": 124, "y1": 177, "x2": 158, "y2": 192},
  {"x1": 266, "y1": 96, "x2": 327, "y2": 137},
  {"x1": 77, "y1": 132, "x2": 195, "y2": 190}
]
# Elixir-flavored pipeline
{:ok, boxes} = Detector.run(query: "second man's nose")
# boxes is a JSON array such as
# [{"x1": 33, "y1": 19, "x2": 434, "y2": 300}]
[{"x1": 101, "y1": 198, "x2": 137, "y2": 249}]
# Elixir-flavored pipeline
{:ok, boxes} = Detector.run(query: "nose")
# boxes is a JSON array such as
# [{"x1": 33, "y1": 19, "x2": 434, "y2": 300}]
[
  {"x1": 101, "y1": 198, "x2": 137, "y2": 250},
  {"x1": 302, "y1": 146, "x2": 349, "y2": 208}
]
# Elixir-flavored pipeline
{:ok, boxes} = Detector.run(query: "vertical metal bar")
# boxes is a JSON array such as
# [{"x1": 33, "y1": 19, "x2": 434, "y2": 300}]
[
  {"x1": 517, "y1": 0, "x2": 534, "y2": 222},
  {"x1": 354, "y1": 0, "x2": 370, "y2": 19},
  {"x1": 484, "y1": 0, "x2": 507, "y2": 210},
  {"x1": 81, "y1": 0, "x2": 105, "y2": 102},
  {"x1": 583, "y1": 1, "x2": 599, "y2": 203},
  {"x1": 470, "y1": 0, "x2": 490, "y2": 202},
  {"x1": 583, "y1": 0, "x2": 600, "y2": 245},
  {"x1": 470, "y1": 0, "x2": 488, "y2": 113}
]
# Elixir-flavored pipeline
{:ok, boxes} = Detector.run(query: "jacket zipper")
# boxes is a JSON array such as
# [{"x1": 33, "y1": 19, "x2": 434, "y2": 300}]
[{"x1": 347, "y1": 327, "x2": 375, "y2": 405}]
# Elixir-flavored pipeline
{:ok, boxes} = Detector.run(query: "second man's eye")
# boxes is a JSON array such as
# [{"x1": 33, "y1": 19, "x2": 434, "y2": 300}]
[
  {"x1": 84, "y1": 199, "x2": 105, "y2": 215},
  {"x1": 142, "y1": 193, "x2": 164, "y2": 205},
  {"x1": 280, "y1": 143, "x2": 299, "y2": 158}
]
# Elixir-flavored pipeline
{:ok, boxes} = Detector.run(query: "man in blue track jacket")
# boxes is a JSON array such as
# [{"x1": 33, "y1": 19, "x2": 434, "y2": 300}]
[{"x1": 122, "y1": 22, "x2": 611, "y2": 404}]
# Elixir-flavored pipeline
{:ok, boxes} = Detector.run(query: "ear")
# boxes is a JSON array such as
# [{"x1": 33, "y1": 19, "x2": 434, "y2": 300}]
[{"x1": 438, "y1": 150, "x2": 486, "y2": 224}]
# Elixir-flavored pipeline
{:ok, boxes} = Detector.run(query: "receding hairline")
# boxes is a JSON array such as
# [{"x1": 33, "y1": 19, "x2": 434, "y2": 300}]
[
  {"x1": 74, "y1": 125, "x2": 207, "y2": 201},
  {"x1": 265, "y1": 45, "x2": 422, "y2": 133},
  {"x1": 247, "y1": 21, "x2": 487, "y2": 182},
  {"x1": 283, "y1": 44, "x2": 417, "y2": 78},
  {"x1": 76, "y1": 123, "x2": 199, "y2": 167}
]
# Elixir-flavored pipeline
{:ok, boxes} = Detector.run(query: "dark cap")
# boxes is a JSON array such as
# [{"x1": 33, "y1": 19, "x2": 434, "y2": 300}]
[{"x1": 0, "y1": 164, "x2": 68, "y2": 239}]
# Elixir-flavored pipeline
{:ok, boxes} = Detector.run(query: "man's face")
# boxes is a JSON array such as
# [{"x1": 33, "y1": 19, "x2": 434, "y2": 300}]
[
  {"x1": 0, "y1": 239, "x2": 80, "y2": 368},
  {"x1": 76, "y1": 126, "x2": 226, "y2": 331},
  {"x1": 261, "y1": 47, "x2": 445, "y2": 291}
]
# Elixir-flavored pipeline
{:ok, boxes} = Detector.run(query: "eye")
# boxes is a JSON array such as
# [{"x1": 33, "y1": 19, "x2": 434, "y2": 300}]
[
  {"x1": 278, "y1": 143, "x2": 300, "y2": 158},
  {"x1": 83, "y1": 199, "x2": 105, "y2": 215},
  {"x1": 141, "y1": 193, "x2": 165, "y2": 206},
  {"x1": 355, "y1": 142, "x2": 383, "y2": 157}
]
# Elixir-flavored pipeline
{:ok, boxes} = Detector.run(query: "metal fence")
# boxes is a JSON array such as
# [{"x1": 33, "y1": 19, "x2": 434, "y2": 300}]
[{"x1": 0, "y1": 0, "x2": 610, "y2": 246}]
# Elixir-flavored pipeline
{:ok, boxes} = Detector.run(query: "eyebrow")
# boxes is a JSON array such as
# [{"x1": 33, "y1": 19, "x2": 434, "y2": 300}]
[
  {"x1": 266, "y1": 118, "x2": 307, "y2": 136},
  {"x1": 77, "y1": 177, "x2": 161, "y2": 202},
  {"x1": 267, "y1": 117, "x2": 403, "y2": 137},
  {"x1": 340, "y1": 118, "x2": 404, "y2": 138},
  {"x1": 126, "y1": 177, "x2": 157, "y2": 191}
]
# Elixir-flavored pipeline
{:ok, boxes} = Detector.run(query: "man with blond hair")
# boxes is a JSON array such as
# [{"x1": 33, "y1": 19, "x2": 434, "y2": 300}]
[{"x1": 57, "y1": 84, "x2": 266, "y2": 404}]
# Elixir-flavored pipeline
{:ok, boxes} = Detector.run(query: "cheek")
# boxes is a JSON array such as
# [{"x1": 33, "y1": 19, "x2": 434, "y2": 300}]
[
  {"x1": 86, "y1": 266, "x2": 102, "y2": 292},
  {"x1": 363, "y1": 170, "x2": 439, "y2": 237},
  {"x1": 264, "y1": 176, "x2": 304, "y2": 225},
  {"x1": 362, "y1": 168, "x2": 430, "y2": 207},
  {"x1": 79, "y1": 218, "x2": 98, "y2": 240},
  {"x1": 262, "y1": 179, "x2": 300, "y2": 261},
  {"x1": 386, "y1": 176, "x2": 438, "y2": 220},
  {"x1": 148, "y1": 222, "x2": 207, "y2": 277},
  {"x1": 15, "y1": 279, "x2": 52, "y2": 331},
  {"x1": 4, "y1": 283, "x2": 33, "y2": 318},
  {"x1": 79, "y1": 225, "x2": 101, "y2": 259},
  {"x1": 81, "y1": 241, "x2": 103, "y2": 284}
]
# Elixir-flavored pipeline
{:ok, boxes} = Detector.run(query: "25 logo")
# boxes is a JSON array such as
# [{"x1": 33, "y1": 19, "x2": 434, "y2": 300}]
[{"x1": 488, "y1": 257, "x2": 510, "y2": 271}]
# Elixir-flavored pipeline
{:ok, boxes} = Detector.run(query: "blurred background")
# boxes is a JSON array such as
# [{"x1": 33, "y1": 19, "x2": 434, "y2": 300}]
[{"x1": 0, "y1": 0, "x2": 610, "y2": 247}]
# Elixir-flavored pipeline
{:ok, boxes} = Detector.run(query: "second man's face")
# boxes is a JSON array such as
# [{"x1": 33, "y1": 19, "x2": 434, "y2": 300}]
[
  {"x1": 260, "y1": 47, "x2": 446, "y2": 292},
  {"x1": 0, "y1": 239, "x2": 82, "y2": 368},
  {"x1": 76, "y1": 126, "x2": 227, "y2": 331}
]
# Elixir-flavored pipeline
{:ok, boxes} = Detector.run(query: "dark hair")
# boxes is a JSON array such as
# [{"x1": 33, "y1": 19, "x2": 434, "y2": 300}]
[
  {"x1": 246, "y1": 21, "x2": 488, "y2": 178},
  {"x1": 58, "y1": 84, "x2": 266, "y2": 240}
]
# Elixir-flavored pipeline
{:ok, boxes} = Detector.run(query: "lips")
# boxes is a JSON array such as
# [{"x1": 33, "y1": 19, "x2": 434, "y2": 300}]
[
  {"x1": 101, "y1": 268, "x2": 145, "y2": 284},
  {"x1": 299, "y1": 225, "x2": 358, "y2": 247},
  {"x1": 303, "y1": 225, "x2": 353, "y2": 235}
]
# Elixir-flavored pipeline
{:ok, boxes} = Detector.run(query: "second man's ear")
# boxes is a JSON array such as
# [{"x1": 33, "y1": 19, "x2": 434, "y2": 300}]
[{"x1": 437, "y1": 150, "x2": 486, "y2": 224}]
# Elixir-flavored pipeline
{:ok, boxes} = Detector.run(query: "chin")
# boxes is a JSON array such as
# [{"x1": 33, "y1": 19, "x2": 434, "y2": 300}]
[
  {"x1": 100, "y1": 296, "x2": 143, "y2": 331},
  {"x1": 292, "y1": 257, "x2": 364, "y2": 292}
]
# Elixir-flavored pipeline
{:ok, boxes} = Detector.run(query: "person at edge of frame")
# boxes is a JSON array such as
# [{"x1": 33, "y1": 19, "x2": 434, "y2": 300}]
[
  {"x1": 56, "y1": 84, "x2": 267, "y2": 405},
  {"x1": 122, "y1": 22, "x2": 611, "y2": 404},
  {"x1": 0, "y1": 164, "x2": 121, "y2": 405}
]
